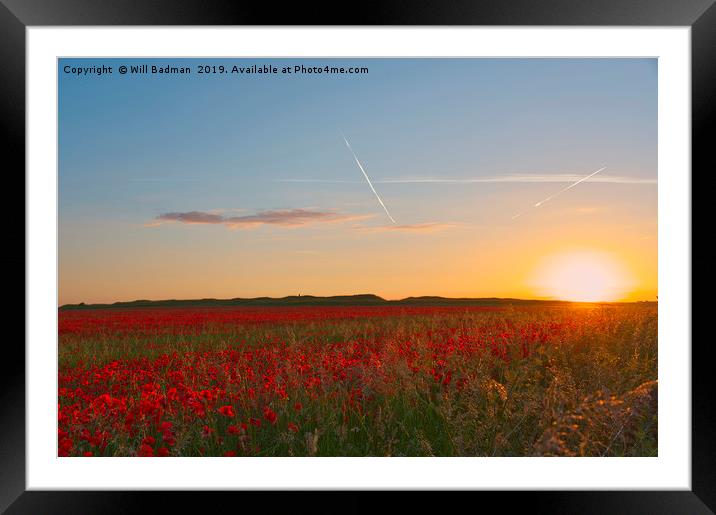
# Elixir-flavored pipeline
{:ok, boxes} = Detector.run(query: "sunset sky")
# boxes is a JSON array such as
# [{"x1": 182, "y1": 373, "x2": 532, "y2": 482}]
[{"x1": 59, "y1": 58, "x2": 657, "y2": 305}]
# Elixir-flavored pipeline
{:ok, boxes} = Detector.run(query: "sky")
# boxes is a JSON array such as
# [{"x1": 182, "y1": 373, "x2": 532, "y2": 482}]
[{"x1": 58, "y1": 58, "x2": 657, "y2": 305}]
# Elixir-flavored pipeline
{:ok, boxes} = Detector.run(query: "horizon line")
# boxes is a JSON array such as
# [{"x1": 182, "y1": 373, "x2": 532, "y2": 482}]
[{"x1": 59, "y1": 293, "x2": 658, "y2": 309}]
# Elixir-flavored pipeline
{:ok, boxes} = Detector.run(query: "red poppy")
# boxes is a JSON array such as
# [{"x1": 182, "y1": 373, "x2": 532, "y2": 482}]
[
  {"x1": 59, "y1": 437, "x2": 73, "y2": 456},
  {"x1": 137, "y1": 444, "x2": 154, "y2": 457},
  {"x1": 218, "y1": 405, "x2": 236, "y2": 418},
  {"x1": 263, "y1": 406, "x2": 277, "y2": 424}
]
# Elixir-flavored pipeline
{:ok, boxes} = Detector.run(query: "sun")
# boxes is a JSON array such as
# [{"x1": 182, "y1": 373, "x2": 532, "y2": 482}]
[{"x1": 529, "y1": 250, "x2": 635, "y2": 302}]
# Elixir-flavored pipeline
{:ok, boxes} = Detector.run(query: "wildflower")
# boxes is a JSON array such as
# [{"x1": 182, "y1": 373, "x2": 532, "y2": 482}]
[
  {"x1": 137, "y1": 444, "x2": 154, "y2": 457},
  {"x1": 166, "y1": 387, "x2": 178, "y2": 402},
  {"x1": 59, "y1": 438, "x2": 73, "y2": 456},
  {"x1": 218, "y1": 405, "x2": 236, "y2": 418},
  {"x1": 442, "y1": 371, "x2": 452, "y2": 386},
  {"x1": 263, "y1": 406, "x2": 277, "y2": 424}
]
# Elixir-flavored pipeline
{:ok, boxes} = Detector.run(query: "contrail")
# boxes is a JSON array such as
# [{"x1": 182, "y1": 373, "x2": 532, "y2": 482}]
[
  {"x1": 511, "y1": 166, "x2": 606, "y2": 220},
  {"x1": 533, "y1": 166, "x2": 607, "y2": 207},
  {"x1": 340, "y1": 131, "x2": 397, "y2": 224}
]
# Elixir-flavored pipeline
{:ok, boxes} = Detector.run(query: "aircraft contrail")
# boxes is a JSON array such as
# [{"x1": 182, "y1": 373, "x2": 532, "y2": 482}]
[
  {"x1": 512, "y1": 166, "x2": 606, "y2": 220},
  {"x1": 341, "y1": 131, "x2": 397, "y2": 224},
  {"x1": 533, "y1": 166, "x2": 607, "y2": 207}
]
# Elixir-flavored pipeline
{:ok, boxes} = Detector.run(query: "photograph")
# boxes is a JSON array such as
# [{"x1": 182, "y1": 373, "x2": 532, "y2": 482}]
[{"x1": 57, "y1": 57, "x2": 658, "y2": 458}]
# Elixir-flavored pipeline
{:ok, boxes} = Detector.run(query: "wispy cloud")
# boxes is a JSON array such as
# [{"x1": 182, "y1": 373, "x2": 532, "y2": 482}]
[
  {"x1": 128, "y1": 177, "x2": 201, "y2": 182},
  {"x1": 158, "y1": 211, "x2": 224, "y2": 224},
  {"x1": 382, "y1": 174, "x2": 654, "y2": 185},
  {"x1": 274, "y1": 174, "x2": 656, "y2": 185},
  {"x1": 353, "y1": 222, "x2": 456, "y2": 233},
  {"x1": 151, "y1": 208, "x2": 370, "y2": 229},
  {"x1": 274, "y1": 179, "x2": 362, "y2": 184}
]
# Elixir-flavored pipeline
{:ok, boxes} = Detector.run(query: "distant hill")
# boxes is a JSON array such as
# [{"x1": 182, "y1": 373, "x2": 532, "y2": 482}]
[{"x1": 58, "y1": 294, "x2": 655, "y2": 310}]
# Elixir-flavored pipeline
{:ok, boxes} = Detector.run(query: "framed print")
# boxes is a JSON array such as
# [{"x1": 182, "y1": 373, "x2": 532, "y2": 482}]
[{"x1": 4, "y1": 0, "x2": 713, "y2": 512}]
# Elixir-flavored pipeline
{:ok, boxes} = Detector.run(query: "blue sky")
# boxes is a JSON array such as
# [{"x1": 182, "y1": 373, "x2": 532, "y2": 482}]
[{"x1": 58, "y1": 58, "x2": 657, "y2": 304}]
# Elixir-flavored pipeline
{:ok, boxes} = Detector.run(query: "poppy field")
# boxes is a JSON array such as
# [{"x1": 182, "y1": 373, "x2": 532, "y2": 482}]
[{"x1": 58, "y1": 303, "x2": 657, "y2": 457}]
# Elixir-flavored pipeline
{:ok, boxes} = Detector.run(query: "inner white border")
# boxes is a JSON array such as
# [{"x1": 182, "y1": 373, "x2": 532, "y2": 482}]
[{"x1": 27, "y1": 27, "x2": 691, "y2": 490}]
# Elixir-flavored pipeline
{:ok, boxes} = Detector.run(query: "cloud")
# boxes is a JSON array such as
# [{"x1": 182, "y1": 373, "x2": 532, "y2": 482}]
[
  {"x1": 153, "y1": 208, "x2": 369, "y2": 229},
  {"x1": 158, "y1": 211, "x2": 224, "y2": 224},
  {"x1": 142, "y1": 220, "x2": 167, "y2": 228},
  {"x1": 275, "y1": 174, "x2": 656, "y2": 185},
  {"x1": 354, "y1": 222, "x2": 456, "y2": 233},
  {"x1": 379, "y1": 174, "x2": 656, "y2": 185}
]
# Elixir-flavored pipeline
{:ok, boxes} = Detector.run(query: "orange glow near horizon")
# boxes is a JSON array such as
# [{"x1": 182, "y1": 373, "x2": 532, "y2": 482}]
[{"x1": 528, "y1": 250, "x2": 637, "y2": 302}]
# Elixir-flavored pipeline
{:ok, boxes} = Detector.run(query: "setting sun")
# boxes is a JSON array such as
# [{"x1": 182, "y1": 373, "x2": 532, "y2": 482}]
[{"x1": 529, "y1": 250, "x2": 635, "y2": 302}]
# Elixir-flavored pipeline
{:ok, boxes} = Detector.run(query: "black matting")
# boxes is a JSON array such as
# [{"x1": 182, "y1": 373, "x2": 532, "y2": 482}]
[{"x1": 3, "y1": 1, "x2": 712, "y2": 513}]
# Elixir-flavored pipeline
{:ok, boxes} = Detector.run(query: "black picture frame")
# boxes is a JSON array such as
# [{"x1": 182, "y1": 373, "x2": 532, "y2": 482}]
[{"x1": 4, "y1": 1, "x2": 712, "y2": 513}]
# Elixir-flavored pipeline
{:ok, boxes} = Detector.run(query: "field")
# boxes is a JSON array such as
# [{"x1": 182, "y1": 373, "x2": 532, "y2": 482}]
[{"x1": 58, "y1": 303, "x2": 657, "y2": 457}]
